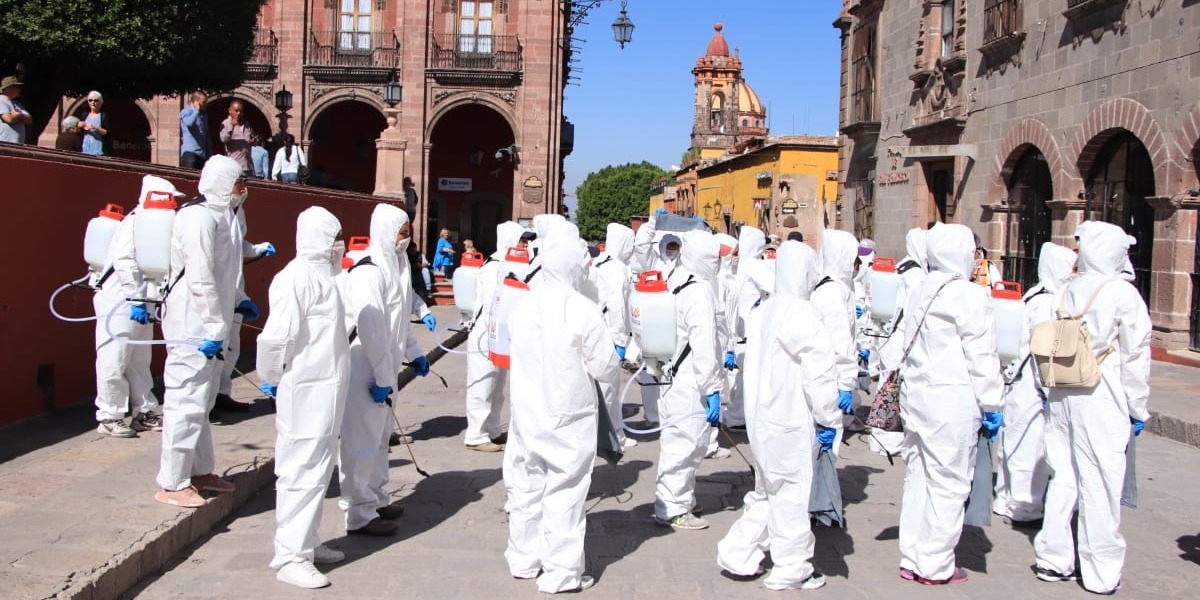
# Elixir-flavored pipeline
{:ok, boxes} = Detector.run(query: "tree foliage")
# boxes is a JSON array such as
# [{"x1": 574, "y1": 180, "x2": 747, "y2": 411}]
[
  {"x1": 575, "y1": 161, "x2": 670, "y2": 241},
  {"x1": 0, "y1": 0, "x2": 265, "y2": 138}
]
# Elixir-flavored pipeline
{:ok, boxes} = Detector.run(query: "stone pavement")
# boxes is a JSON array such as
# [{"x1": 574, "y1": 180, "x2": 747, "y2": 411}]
[{"x1": 2, "y1": 304, "x2": 1198, "y2": 600}]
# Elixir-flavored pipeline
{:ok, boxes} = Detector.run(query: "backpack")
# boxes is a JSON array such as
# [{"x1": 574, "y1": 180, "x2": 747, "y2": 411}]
[{"x1": 1029, "y1": 279, "x2": 1117, "y2": 388}]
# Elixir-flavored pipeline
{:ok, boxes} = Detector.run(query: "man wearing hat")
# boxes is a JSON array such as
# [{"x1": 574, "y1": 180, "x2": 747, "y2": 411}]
[{"x1": 0, "y1": 76, "x2": 32, "y2": 144}]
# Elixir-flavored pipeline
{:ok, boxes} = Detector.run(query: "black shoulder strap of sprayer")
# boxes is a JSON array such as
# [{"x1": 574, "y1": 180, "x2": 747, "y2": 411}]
[
  {"x1": 594, "y1": 256, "x2": 614, "y2": 269},
  {"x1": 1024, "y1": 287, "x2": 1050, "y2": 304},
  {"x1": 897, "y1": 260, "x2": 920, "y2": 274},
  {"x1": 93, "y1": 266, "x2": 116, "y2": 290},
  {"x1": 346, "y1": 256, "x2": 380, "y2": 343},
  {"x1": 665, "y1": 275, "x2": 699, "y2": 377},
  {"x1": 813, "y1": 275, "x2": 834, "y2": 291},
  {"x1": 181, "y1": 195, "x2": 206, "y2": 209},
  {"x1": 672, "y1": 275, "x2": 697, "y2": 295},
  {"x1": 523, "y1": 265, "x2": 541, "y2": 284}
]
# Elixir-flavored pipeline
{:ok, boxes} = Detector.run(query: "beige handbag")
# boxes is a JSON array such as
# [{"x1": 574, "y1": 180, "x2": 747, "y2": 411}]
[{"x1": 1029, "y1": 279, "x2": 1116, "y2": 388}]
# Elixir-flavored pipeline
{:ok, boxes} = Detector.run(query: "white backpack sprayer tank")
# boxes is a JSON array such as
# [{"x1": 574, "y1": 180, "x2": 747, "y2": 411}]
[
  {"x1": 342, "y1": 236, "x2": 370, "y2": 270},
  {"x1": 991, "y1": 281, "x2": 1025, "y2": 363},
  {"x1": 628, "y1": 271, "x2": 677, "y2": 360},
  {"x1": 497, "y1": 247, "x2": 533, "y2": 284},
  {"x1": 132, "y1": 191, "x2": 178, "y2": 281},
  {"x1": 454, "y1": 251, "x2": 484, "y2": 318},
  {"x1": 866, "y1": 257, "x2": 899, "y2": 323},
  {"x1": 84, "y1": 203, "x2": 125, "y2": 274},
  {"x1": 488, "y1": 276, "x2": 529, "y2": 368}
]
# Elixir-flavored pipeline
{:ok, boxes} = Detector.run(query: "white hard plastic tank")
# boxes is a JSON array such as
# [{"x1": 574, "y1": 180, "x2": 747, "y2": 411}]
[
  {"x1": 84, "y1": 204, "x2": 125, "y2": 273},
  {"x1": 488, "y1": 277, "x2": 529, "y2": 368},
  {"x1": 866, "y1": 257, "x2": 900, "y2": 323},
  {"x1": 991, "y1": 281, "x2": 1026, "y2": 363},
  {"x1": 454, "y1": 251, "x2": 484, "y2": 317},
  {"x1": 133, "y1": 192, "x2": 178, "y2": 280},
  {"x1": 628, "y1": 270, "x2": 677, "y2": 359}
]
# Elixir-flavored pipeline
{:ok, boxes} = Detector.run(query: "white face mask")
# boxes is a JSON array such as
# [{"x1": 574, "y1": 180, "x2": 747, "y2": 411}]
[
  {"x1": 395, "y1": 236, "x2": 411, "y2": 254},
  {"x1": 330, "y1": 241, "x2": 346, "y2": 276},
  {"x1": 231, "y1": 190, "x2": 248, "y2": 209}
]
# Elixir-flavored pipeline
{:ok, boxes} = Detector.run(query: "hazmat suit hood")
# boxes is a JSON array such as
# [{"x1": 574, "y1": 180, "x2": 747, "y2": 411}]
[
  {"x1": 533, "y1": 214, "x2": 566, "y2": 238},
  {"x1": 1076, "y1": 221, "x2": 1132, "y2": 277},
  {"x1": 296, "y1": 206, "x2": 343, "y2": 268},
  {"x1": 925, "y1": 223, "x2": 975, "y2": 279},
  {"x1": 366, "y1": 203, "x2": 412, "y2": 294},
  {"x1": 819, "y1": 229, "x2": 858, "y2": 286},
  {"x1": 903, "y1": 228, "x2": 929, "y2": 269},
  {"x1": 137, "y1": 175, "x2": 184, "y2": 207},
  {"x1": 775, "y1": 240, "x2": 820, "y2": 301},
  {"x1": 679, "y1": 231, "x2": 720, "y2": 282},
  {"x1": 493, "y1": 221, "x2": 525, "y2": 261},
  {"x1": 604, "y1": 223, "x2": 635, "y2": 263},
  {"x1": 539, "y1": 236, "x2": 588, "y2": 290},
  {"x1": 197, "y1": 155, "x2": 243, "y2": 211},
  {"x1": 1027, "y1": 242, "x2": 1077, "y2": 299},
  {"x1": 658, "y1": 233, "x2": 682, "y2": 263},
  {"x1": 544, "y1": 219, "x2": 580, "y2": 243},
  {"x1": 715, "y1": 233, "x2": 738, "y2": 272},
  {"x1": 738, "y1": 226, "x2": 766, "y2": 260}
]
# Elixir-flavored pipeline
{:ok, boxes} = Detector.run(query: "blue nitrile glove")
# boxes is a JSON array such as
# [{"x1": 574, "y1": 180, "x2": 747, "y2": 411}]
[
  {"x1": 981, "y1": 411, "x2": 1005, "y2": 440},
  {"x1": 257, "y1": 242, "x2": 276, "y2": 257},
  {"x1": 855, "y1": 305, "x2": 865, "y2": 318},
  {"x1": 816, "y1": 426, "x2": 836, "y2": 451},
  {"x1": 198, "y1": 339, "x2": 223, "y2": 359},
  {"x1": 422, "y1": 314, "x2": 437, "y2": 332},
  {"x1": 129, "y1": 303, "x2": 151, "y2": 324},
  {"x1": 413, "y1": 355, "x2": 430, "y2": 377},
  {"x1": 858, "y1": 349, "x2": 870, "y2": 362},
  {"x1": 1131, "y1": 417, "x2": 1144, "y2": 437},
  {"x1": 705, "y1": 392, "x2": 721, "y2": 424},
  {"x1": 260, "y1": 383, "x2": 278, "y2": 397},
  {"x1": 838, "y1": 389, "x2": 854, "y2": 415},
  {"x1": 654, "y1": 208, "x2": 668, "y2": 218},
  {"x1": 615, "y1": 345, "x2": 626, "y2": 361},
  {"x1": 369, "y1": 384, "x2": 393, "y2": 404},
  {"x1": 724, "y1": 351, "x2": 738, "y2": 371},
  {"x1": 236, "y1": 298, "x2": 260, "y2": 321}
]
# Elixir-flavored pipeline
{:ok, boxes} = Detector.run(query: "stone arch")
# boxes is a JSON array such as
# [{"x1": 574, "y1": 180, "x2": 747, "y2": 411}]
[
  {"x1": 304, "y1": 88, "x2": 387, "y2": 140},
  {"x1": 426, "y1": 92, "x2": 518, "y2": 140},
  {"x1": 989, "y1": 118, "x2": 1070, "y2": 202},
  {"x1": 1174, "y1": 102, "x2": 1200, "y2": 190},
  {"x1": 1069, "y1": 97, "x2": 1174, "y2": 195}
]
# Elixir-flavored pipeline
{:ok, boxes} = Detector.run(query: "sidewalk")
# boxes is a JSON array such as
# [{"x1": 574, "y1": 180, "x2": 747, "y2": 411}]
[
  {"x1": 0, "y1": 306, "x2": 466, "y2": 600},
  {"x1": 1145, "y1": 361, "x2": 1200, "y2": 448}
]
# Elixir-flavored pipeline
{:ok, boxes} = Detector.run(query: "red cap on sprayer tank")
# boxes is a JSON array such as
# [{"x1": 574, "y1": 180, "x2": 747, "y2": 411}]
[
  {"x1": 636, "y1": 271, "x2": 668, "y2": 293},
  {"x1": 142, "y1": 191, "x2": 177, "y2": 210},
  {"x1": 872, "y1": 257, "x2": 897, "y2": 273},
  {"x1": 348, "y1": 236, "x2": 370, "y2": 251},
  {"x1": 98, "y1": 203, "x2": 126, "y2": 221},
  {"x1": 992, "y1": 281, "x2": 1023, "y2": 300},
  {"x1": 461, "y1": 252, "x2": 485, "y2": 267},
  {"x1": 505, "y1": 247, "x2": 531, "y2": 263}
]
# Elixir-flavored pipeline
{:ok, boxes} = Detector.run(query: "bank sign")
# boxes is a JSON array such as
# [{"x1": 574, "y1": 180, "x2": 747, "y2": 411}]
[{"x1": 438, "y1": 177, "x2": 472, "y2": 192}]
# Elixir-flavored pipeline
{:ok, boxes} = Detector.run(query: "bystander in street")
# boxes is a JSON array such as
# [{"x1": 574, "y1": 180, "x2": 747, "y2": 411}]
[
  {"x1": 55, "y1": 116, "x2": 83, "y2": 152},
  {"x1": 220, "y1": 100, "x2": 255, "y2": 176},
  {"x1": 179, "y1": 92, "x2": 210, "y2": 169},
  {"x1": 271, "y1": 134, "x2": 307, "y2": 184},
  {"x1": 80, "y1": 91, "x2": 110, "y2": 157},
  {"x1": 0, "y1": 76, "x2": 32, "y2": 144}
]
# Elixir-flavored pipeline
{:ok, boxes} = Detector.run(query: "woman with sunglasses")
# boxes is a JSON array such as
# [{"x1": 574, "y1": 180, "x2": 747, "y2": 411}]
[{"x1": 80, "y1": 91, "x2": 109, "y2": 157}]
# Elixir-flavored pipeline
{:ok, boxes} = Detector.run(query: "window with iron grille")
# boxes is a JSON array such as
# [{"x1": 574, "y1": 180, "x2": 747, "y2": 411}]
[
  {"x1": 460, "y1": 1, "x2": 495, "y2": 53},
  {"x1": 983, "y1": 0, "x2": 1022, "y2": 45},
  {"x1": 851, "y1": 22, "x2": 877, "y2": 123},
  {"x1": 339, "y1": 0, "x2": 372, "y2": 50}
]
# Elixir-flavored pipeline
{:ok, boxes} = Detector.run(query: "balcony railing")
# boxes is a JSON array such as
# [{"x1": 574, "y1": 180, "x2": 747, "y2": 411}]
[
  {"x1": 850, "y1": 55, "x2": 877, "y2": 124},
  {"x1": 306, "y1": 30, "x2": 400, "y2": 82},
  {"x1": 983, "y1": 0, "x2": 1023, "y2": 45},
  {"x1": 245, "y1": 28, "x2": 278, "y2": 79},
  {"x1": 428, "y1": 33, "x2": 522, "y2": 84}
]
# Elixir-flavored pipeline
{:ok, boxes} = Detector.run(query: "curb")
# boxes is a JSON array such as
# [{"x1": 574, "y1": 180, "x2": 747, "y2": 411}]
[
  {"x1": 60, "y1": 329, "x2": 467, "y2": 600},
  {"x1": 1149, "y1": 410, "x2": 1200, "y2": 449}
]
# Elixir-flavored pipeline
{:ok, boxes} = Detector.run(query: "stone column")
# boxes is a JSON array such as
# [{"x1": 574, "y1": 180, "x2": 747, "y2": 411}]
[
  {"x1": 1045, "y1": 198, "x2": 1086, "y2": 248},
  {"x1": 1146, "y1": 196, "x2": 1197, "y2": 349},
  {"x1": 374, "y1": 106, "x2": 408, "y2": 201}
]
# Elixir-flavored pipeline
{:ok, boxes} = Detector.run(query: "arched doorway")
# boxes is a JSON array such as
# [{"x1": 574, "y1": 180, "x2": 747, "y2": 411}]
[
  {"x1": 1003, "y1": 146, "x2": 1053, "y2": 290},
  {"x1": 307, "y1": 100, "x2": 385, "y2": 193},
  {"x1": 428, "y1": 103, "x2": 515, "y2": 258},
  {"x1": 73, "y1": 100, "x2": 152, "y2": 161},
  {"x1": 1085, "y1": 130, "x2": 1155, "y2": 300},
  {"x1": 205, "y1": 97, "x2": 272, "y2": 158}
]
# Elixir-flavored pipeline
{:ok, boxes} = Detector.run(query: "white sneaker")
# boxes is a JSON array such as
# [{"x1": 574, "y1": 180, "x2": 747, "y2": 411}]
[
  {"x1": 276, "y1": 561, "x2": 330, "y2": 589},
  {"x1": 765, "y1": 572, "x2": 826, "y2": 591},
  {"x1": 706, "y1": 447, "x2": 732, "y2": 459},
  {"x1": 621, "y1": 437, "x2": 638, "y2": 449},
  {"x1": 313, "y1": 544, "x2": 345, "y2": 565},
  {"x1": 654, "y1": 513, "x2": 709, "y2": 530},
  {"x1": 98, "y1": 418, "x2": 136, "y2": 438}
]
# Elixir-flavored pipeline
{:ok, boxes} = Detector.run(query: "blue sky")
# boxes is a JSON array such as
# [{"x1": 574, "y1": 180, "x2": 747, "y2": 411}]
[{"x1": 561, "y1": 0, "x2": 844, "y2": 212}]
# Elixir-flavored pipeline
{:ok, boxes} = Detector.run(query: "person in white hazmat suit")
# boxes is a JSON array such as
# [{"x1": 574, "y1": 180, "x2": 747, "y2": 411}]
[
  {"x1": 870, "y1": 228, "x2": 927, "y2": 456},
  {"x1": 93, "y1": 175, "x2": 184, "y2": 438},
  {"x1": 591, "y1": 222, "x2": 637, "y2": 449},
  {"x1": 1033, "y1": 222, "x2": 1151, "y2": 593},
  {"x1": 629, "y1": 210, "x2": 682, "y2": 426},
  {"x1": 463, "y1": 221, "x2": 525, "y2": 452},
  {"x1": 811, "y1": 229, "x2": 861, "y2": 449},
  {"x1": 255, "y1": 207, "x2": 349, "y2": 589},
  {"x1": 653, "y1": 230, "x2": 723, "y2": 530},
  {"x1": 504, "y1": 236, "x2": 618, "y2": 594},
  {"x1": 702, "y1": 232, "x2": 739, "y2": 459},
  {"x1": 725, "y1": 226, "x2": 774, "y2": 430},
  {"x1": 991, "y1": 242, "x2": 1076, "y2": 523},
  {"x1": 338, "y1": 204, "x2": 430, "y2": 536},
  {"x1": 716, "y1": 240, "x2": 840, "y2": 590},
  {"x1": 156, "y1": 155, "x2": 245, "y2": 508},
  {"x1": 896, "y1": 223, "x2": 1004, "y2": 585}
]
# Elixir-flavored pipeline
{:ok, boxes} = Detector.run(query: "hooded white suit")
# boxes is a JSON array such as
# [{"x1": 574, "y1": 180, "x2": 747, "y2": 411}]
[
  {"x1": 878, "y1": 228, "x2": 928, "y2": 372},
  {"x1": 725, "y1": 226, "x2": 773, "y2": 428},
  {"x1": 654, "y1": 231, "x2": 723, "y2": 521},
  {"x1": 592, "y1": 223, "x2": 635, "y2": 444},
  {"x1": 504, "y1": 236, "x2": 618, "y2": 593},
  {"x1": 337, "y1": 204, "x2": 425, "y2": 531},
  {"x1": 158, "y1": 156, "x2": 244, "y2": 492},
  {"x1": 256, "y1": 207, "x2": 349, "y2": 569},
  {"x1": 629, "y1": 215, "x2": 682, "y2": 425},
  {"x1": 716, "y1": 241, "x2": 840, "y2": 589},
  {"x1": 218, "y1": 201, "x2": 272, "y2": 399},
  {"x1": 992, "y1": 242, "x2": 1076, "y2": 521},
  {"x1": 1034, "y1": 222, "x2": 1151, "y2": 594},
  {"x1": 93, "y1": 175, "x2": 181, "y2": 423},
  {"x1": 897, "y1": 223, "x2": 1003, "y2": 581},
  {"x1": 463, "y1": 221, "x2": 525, "y2": 446},
  {"x1": 812, "y1": 229, "x2": 860, "y2": 399}
]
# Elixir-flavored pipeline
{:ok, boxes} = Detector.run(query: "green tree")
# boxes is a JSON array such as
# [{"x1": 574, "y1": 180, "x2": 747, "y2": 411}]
[
  {"x1": 575, "y1": 161, "x2": 670, "y2": 241},
  {"x1": 0, "y1": 0, "x2": 265, "y2": 139}
]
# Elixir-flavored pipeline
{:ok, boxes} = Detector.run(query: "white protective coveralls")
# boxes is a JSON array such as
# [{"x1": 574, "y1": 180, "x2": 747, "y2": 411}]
[
  {"x1": 811, "y1": 229, "x2": 860, "y2": 447},
  {"x1": 654, "y1": 231, "x2": 723, "y2": 521},
  {"x1": 218, "y1": 205, "x2": 272, "y2": 400},
  {"x1": 992, "y1": 242, "x2": 1076, "y2": 521},
  {"x1": 726, "y1": 226, "x2": 774, "y2": 428},
  {"x1": 93, "y1": 175, "x2": 181, "y2": 422},
  {"x1": 716, "y1": 241, "x2": 840, "y2": 589},
  {"x1": 629, "y1": 216, "x2": 682, "y2": 425},
  {"x1": 158, "y1": 156, "x2": 244, "y2": 491},
  {"x1": 871, "y1": 228, "x2": 927, "y2": 456},
  {"x1": 504, "y1": 236, "x2": 618, "y2": 593},
  {"x1": 464, "y1": 221, "x2": 525, "y2": 446},
  {"x1": 591, "y1": 223, "x2": 635, "y2": 445},
  {"x1": 337, "y1": 204, "x2": 425, "y2": 530},
  {"x1": 896, "y1": 223, "x2": 1003, "y2": 581},
  {"x1": 1033, "y1": 222, "x2": 1151, "y2": 594},
  {"x1": 256, "y1": 207, "x2": 350, "y2": 569}
]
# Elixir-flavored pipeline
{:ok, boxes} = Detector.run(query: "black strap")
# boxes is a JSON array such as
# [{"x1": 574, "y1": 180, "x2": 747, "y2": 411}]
[
  {"x1": 813, "y1": 276, "x2": 834, "y2": 290},
  {"x1": 523, "y1": 265, "x2": 542, "y2": 284},
  {"x1": 897, "y1": 260, "x2": 920, "y2": 274},
  {"x1": 181, "y1": 195, "x2": 206, "y2": 209},
  {"x1": 93, "y1": 266, "x2": 116, "y2": 290},
  {"x1": 349, "y1": 327, "x2": 358, "y2": 344},
  {"x1": 668, "y1": 343, "x2": 692, "y2": 377},
  {"x1": 1024, "y1": 288, "x2": 1050, "y2": 304},
  {"x1": 349, "y1": 256, "x2": 375, "y2": 271},
  {"x1": 672, "y1": 275, "x2": 696, "y2": 295},
  {"x1": 594, "y1": 256, "x2": 614, "y2": 268},
  {"x1": 160, "y1": 268, "x2": 187, "y2": 302}
]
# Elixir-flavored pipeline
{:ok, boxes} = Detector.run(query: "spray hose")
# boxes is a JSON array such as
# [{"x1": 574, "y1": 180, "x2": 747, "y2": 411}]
[
  {"x1": 618, "y1": 362, "x2": 706, "y2": 435},
  {"x1": 48, "y1": 274, "x2": 100, "y2": 322},
  {"x1": 103, "y1": 297, "x2": 204, "y2": 350}
]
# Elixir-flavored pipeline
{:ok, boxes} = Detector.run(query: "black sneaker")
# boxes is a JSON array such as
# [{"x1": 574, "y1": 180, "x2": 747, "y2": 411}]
[
  {"x1": 213, "y1": 393, "x2": 251, "y2": 412},
  {"x1": 1033, "y1": 565, "x2": 1078, "y2": 582},
  {"x1": 348, "y1": 517, "x2": 398, "y2": 537}
]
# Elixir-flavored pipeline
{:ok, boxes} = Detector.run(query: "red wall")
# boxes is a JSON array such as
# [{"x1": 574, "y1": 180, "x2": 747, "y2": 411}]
[{"x1": 0, "y1": 146, "x2": 386, "y2": 425}]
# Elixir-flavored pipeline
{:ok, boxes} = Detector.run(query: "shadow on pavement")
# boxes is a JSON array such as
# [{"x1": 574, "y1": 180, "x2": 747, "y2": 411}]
[
  {"x1": 955, "y1": 525, "x2": 994, "y2": 573},
  {"x1": 410, "y1": 415, "x2": 467, "y2": 440},
  {"x1": 810, "y1": 462, "x2": 883, "y2": 578},
  {"x1": 1178, "y1": 534, "x2": 1200, "y2": 565},
  {"x1": 584, "y1": 503, "x2": 673, "y2": 580},
  {"x1": 0, "y1": 403, "x2": 97, "y2": 464}
]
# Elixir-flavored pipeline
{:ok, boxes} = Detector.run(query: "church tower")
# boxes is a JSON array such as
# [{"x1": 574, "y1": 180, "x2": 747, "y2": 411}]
[{"x1": 690, "y1": 23, "x2": 768, "y2": 158}]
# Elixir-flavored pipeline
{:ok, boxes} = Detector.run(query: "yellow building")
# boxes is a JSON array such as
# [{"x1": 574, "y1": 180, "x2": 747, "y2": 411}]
[{"x1": 694, "y1": 136, "x2": 839, "y2": 241}]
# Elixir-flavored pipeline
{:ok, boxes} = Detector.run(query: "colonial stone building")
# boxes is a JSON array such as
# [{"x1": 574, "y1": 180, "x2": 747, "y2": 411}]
[
  {"x1": 835, "y1": 0, "x2": 1200, "y2": 351},
  {"x1": 38, "y1": 0, "x2": 573, "y2": 255}
]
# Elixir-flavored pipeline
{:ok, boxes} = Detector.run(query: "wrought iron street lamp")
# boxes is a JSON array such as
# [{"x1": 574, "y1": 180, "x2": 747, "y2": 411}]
[
  {"x1": 384, "y1": 77, "x2": 402, "y2": 108},
  {"x1": 612, "y1": 1, "x2": 634, "y2": 49}
]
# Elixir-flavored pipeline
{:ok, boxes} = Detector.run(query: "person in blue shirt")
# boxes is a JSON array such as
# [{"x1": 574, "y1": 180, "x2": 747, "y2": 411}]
[
  {"x1": 432, "y1": 228, "x2": 456, "y2": 278},
  {"x1": 250, "y1": 135, "x2": 270, "y2": 179},
  {"x1": 80, "y1": 91, "x2": 109, "y2": 156},
  {"x1": 179, "y1": 92, "x2": 211, "y2": 169}
]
